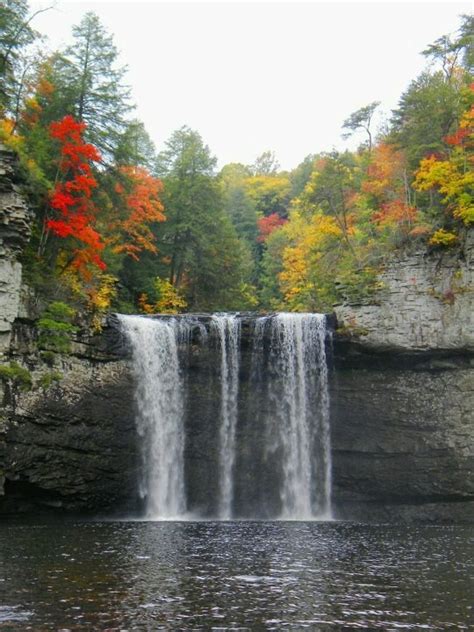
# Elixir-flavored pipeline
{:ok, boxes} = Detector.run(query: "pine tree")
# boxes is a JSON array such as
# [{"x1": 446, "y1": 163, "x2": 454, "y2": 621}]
[{"x1": 57, "y1": 12, "x2": 132, "y2": 162}]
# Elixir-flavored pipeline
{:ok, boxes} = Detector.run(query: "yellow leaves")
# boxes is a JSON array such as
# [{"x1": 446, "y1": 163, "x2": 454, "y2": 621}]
[
  {"x1": 88, "y1": 274, "x2": 117, "y2": 312},
  {"x1": 414, "y1": 151, "x2": 474, "y2": 225},
  {"x1": 453, "y1": 198, "x2": 474, "y2": 224},
  {"x1": 0, "y1": 118, "x2": 23, "y2": 151},
  {"x1": 414, "y1": 94, "x2": 474, "y2": 227},
  {"x1": 278, "y1": 212, "x2": 342, "y2": 311},
  {"x1": 139, "y1": 278, "x2": 187, "y2": 315},
  {"x1": 87, "y1": 274, "x2": 118, "y2": 331},
  {"x1": 414, "y1": 156, "x2": 455, "y2": 192},
  {"x1": 429, "y1": 229, "x2": 458, "y2": 247}
]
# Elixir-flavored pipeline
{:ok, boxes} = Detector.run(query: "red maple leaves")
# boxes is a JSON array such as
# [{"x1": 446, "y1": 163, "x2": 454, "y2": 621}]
[{"x1": 47, "y1": 115, "x2": 106, "y2": 277}]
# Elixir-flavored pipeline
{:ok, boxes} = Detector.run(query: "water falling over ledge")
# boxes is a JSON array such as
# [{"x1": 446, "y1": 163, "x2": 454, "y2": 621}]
[{"x1": 119, "y1": 313, "x2": 332, "y2": 521}]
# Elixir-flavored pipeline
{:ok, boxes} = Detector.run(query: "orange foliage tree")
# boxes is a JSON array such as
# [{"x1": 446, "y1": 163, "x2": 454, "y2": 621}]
[
  {"x1": 111, "y1": 165, "x2": 166, "y2": 260},
  {"x1": 362, "y1": 142, "x2": 417, "y2": 230}
]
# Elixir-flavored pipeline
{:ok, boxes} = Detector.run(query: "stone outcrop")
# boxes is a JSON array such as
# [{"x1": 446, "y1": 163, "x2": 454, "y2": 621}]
[
  {"x1": 335, "y1": 231, "x2": 474, "y2": 351},
  {"x1": 0, "y1": 144, "x2": 32, "y2": 356}
]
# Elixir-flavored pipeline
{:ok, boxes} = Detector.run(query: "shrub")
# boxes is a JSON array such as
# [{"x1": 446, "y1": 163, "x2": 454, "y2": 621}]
[
  {"x1": 37, "y1": 301, "x2": 78, "y2": 354},
  {"x1": 0, "y1": 362, "x2": 32, "y2": 391}
]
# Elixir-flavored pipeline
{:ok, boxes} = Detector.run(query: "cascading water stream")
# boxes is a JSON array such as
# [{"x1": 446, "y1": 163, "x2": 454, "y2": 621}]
[
  {"x1": 118, "y1": 315, "x2": 187, "y2": 519},
  {"x1": 211, "y1": 314, "x2": 241, "y2": 519},
  {"x1": 254, "y1": 313, "x2": 332, "y2": 519}
]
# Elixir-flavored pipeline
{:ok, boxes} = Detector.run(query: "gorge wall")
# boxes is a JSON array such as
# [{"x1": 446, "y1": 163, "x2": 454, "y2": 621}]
[{"x1": 0, "y1": 145, "x2": 472, "y2": 522}]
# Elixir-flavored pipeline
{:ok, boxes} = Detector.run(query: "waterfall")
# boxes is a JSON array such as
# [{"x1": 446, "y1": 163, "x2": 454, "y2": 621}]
[
  {"x1": 258, "y1": 313, "x2": 332, "y2": 519},
  {"x1": 118, "y1": 315, "x2": 187, "y2": 519},
  {"x1": 211, "y1": 314, "x2": 241, "y2": 519},
  {"x1": 119, "y1": 312, "x2": 331, "y2": 521}
]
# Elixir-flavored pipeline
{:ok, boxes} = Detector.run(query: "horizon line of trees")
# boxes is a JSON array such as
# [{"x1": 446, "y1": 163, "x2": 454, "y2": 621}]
[{"x1": 0, "y1": 1, "x2": 472, "y2": 319}]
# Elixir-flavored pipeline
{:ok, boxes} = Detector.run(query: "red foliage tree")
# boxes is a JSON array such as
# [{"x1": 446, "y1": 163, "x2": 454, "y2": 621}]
[
  {"x1": 257, "y1": 212, "x2": 287, "y2": 242},
  {"x1": 47, "y1": 115, "x2": 106, "y2": 277}
]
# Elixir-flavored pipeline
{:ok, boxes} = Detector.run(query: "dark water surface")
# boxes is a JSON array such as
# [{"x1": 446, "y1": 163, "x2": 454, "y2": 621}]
[{"x1": 0, "y1": 521, "x2": 472, "y2": 630}]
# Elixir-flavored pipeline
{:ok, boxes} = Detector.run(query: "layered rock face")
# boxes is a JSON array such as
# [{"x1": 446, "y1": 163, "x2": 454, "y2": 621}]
[
  {"x1": 330, "y1": 346, "x2": 474, "y2": 522},
  {"x1": 0, "y1": 322, "x2": 139, "y2": 515},
  {"x1": 0, "y1": 145, "x2": 32, "y2": 356},
  {"x1": 334, "y1": 233, "x2": 474, "y2": 351},
  {"x1": 331, "y1": 233, "x2": 474, "y2": 522}
]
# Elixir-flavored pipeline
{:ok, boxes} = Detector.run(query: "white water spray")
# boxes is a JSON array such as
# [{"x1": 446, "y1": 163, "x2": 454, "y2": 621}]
[
  {"x1": 211, "y1": 314, "x2": 241, "y2": 519},
  {"x1": 119, "y1": 315, "x2": 186, "y2": 519},
  {"x1": 262, "y1": 313, "x2": 332, "y2": 519}
]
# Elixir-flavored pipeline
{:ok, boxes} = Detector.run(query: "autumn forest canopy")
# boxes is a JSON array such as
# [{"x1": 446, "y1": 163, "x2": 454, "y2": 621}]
[{"x1": 0, "y1": 1, "x2": 473, "y2": 324}]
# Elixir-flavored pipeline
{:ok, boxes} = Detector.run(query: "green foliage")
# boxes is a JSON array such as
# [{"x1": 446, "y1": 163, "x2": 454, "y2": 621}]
[
  {"x1": 1, "y1": 11, "x2": 472, "y2": 317},
  {"x1": 335, "y1": 267, "x2": 385, "y2": 304},
  {"x1": 37, "y1": 301, "x2": 78, "y2": 354},
  {"x1": 252, "y1": 150, "x2": 280, "y2": 176},
  {"x1": 57, "y1": 12, "x2": 132, "y2": 161},
  {"x1": 39, "y1": 350, "x2": 56, "y2": 366},
  {"x1": 37, "y1": 370, "x2": 63, "y2": 390},
  {"x1": 154, "y1": 126, "x2": 256, "y2": 311},
  {"x1": 0, "y1": 0, "x2": 38, "y2": 113},
  {"x1": 390, "y1": 70, "x2": 466, "y2": 170},
  {"x1": 0, "y1": 361, "x2": 32, "y2": 391},
  {"x1": 342, "y1": 101, "x2": 380, "y2": 151}
]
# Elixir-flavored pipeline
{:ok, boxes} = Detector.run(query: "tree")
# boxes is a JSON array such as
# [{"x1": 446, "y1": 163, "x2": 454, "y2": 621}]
[
  {"x1": 244, "y1": 173, "x2": 291, "y2": 218},
  {"x1": 0, "y1": 0, "x2": 39, "y2": 112},
  {"x1": 289, "y1": 154, "x2": 318, "y2": 198},
  {"x1": 56, "y1": 12, "x2": 132, "y2": 161},
  {"x1": 298, "y1": 152, "x2": 359, "y2": 255},
  {"x1": 219, "y1": 162, "x2": 258, "y2": 245},
  {"x1": 154, "y1": 126, "x2": 255, "y2": 310},
  {"x1": 414, "y1": 91, "x2": 474, "y2": 228},
  {"x1": 279, "y1": 210, "x2": 343, "y2": 311},
  {"x1": 361, "y1": 142, "x2": 417, "y2": 234},
  {"x1": 45, "y1": 115, "x2": 105, "y2": 279},
  {"x1": 109, "y1": 165, "x2": 166, "y2": 260},
  {"x1": 252, "y1": 150, "x2": 280, "y2": 176},
  {"x1": 114, "y1": 119, "x2": 157, "y2": 172},
  {"x1": 342, "y1": 101, "x2": 380, "y2": 151},
  {"x1": 257, "y1": 213, "x2": 287, "y2": 242},
  {"x1": 390, "y1": 22, "x2": 472, "y2": 171},
  {"x1": 423, "y1": 14, "x2": 474, "y2": 78}
]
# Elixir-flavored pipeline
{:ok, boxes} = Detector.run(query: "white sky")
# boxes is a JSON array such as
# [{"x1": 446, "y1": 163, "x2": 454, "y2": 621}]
[{"x1": 29, "y1": 1, "x2": 471, "y2": 170}]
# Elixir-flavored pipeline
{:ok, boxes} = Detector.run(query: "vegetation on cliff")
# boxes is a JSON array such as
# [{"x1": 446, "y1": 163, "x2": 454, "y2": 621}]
[{"x1": 0, "y1": 2, "x2": 472, "y2": 317}]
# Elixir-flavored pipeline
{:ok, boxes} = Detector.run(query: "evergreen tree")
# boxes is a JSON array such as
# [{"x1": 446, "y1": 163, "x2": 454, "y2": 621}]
[
  {"x1": 56, "y1": 12, "x2": 132, "y2": 162},
  {"x1": 0, "y1": 0, "x2": 44, "y2": 113},
  {"x1": 155, "y1": 126, "x2": 254, "y2": 310}
]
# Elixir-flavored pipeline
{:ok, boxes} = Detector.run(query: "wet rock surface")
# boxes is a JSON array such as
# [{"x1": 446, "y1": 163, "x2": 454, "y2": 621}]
[
  {"x1": 0, "y1": 320, "x2": 139, "y2": 515},
  {"x1": 330, "y1": 342, "x2": 474, "y2": 522}
]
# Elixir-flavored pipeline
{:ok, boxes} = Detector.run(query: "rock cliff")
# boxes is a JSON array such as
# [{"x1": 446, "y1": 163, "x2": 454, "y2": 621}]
[
  {"x1": 0, "y1": 144, "x2": 32, "y2": 357},
  {"x1": 0, "y1": 321, "x2": 138, "y2": 514},
  {"x1": 329, "y1": 231, "x2": 473, "y2": 521},
  {"x1": 334, "y1": 232, "x2": 474, "y2": 351}
]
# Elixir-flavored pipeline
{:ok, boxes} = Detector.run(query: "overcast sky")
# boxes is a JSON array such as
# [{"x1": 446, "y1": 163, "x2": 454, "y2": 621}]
[{"x1": 29, "y1": 1, "x2": 471, "y2": 170}]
